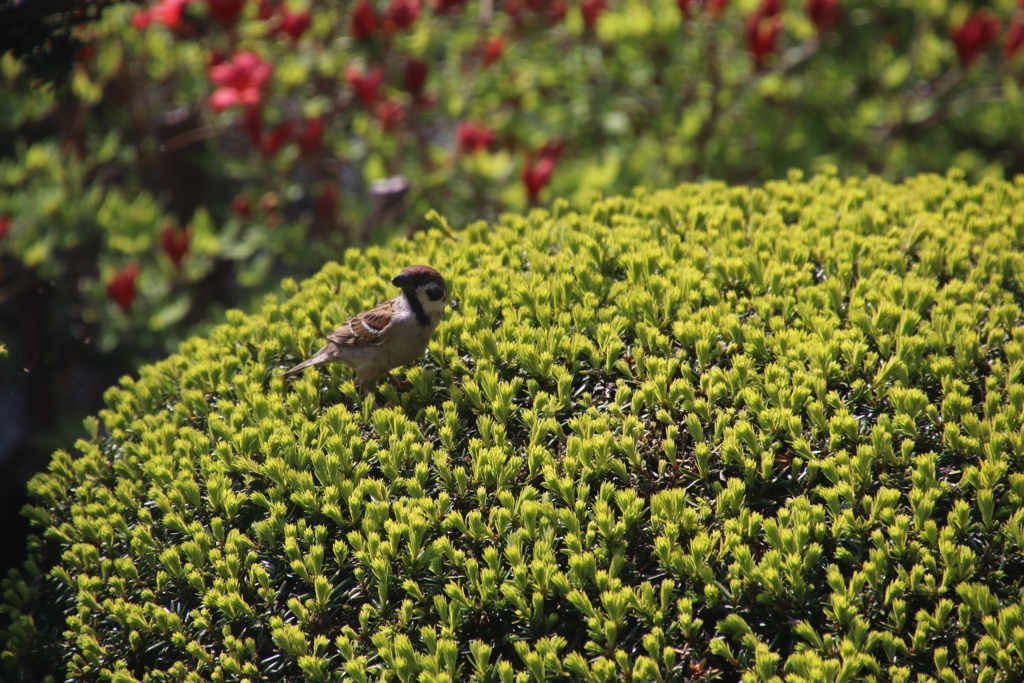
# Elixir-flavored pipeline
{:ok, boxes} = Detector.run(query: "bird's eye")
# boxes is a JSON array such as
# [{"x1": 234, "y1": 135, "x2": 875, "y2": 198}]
[{"x1": 424, "y1": 283, "x2": 445, "y2": 301}]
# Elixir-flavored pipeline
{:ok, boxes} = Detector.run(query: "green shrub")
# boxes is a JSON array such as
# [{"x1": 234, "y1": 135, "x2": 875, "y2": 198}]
[
  {"x1": 4, "y1": 170, "x2": 1024, "y2": 683},
  {"x1": 6, "y1": 0, "x2": 1024, "y2": 458},
  {"x1": 5, "y1": 0, "x2": 1024, "y2": 360}
]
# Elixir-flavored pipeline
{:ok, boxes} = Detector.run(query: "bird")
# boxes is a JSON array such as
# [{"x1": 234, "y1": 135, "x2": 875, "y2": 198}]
[{"x1": 281, "y1": 265, "x2": 447, "y2": 392}]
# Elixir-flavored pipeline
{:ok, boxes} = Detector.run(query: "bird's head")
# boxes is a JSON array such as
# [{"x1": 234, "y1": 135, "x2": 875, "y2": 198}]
[{"x1": 392, "y1": 265, "x2": 447, "y2": 318}]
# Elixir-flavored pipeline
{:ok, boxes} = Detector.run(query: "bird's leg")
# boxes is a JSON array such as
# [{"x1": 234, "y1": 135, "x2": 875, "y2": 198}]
[{"x1": 386, "y1": 372, "x2": 413, "y2": 390}]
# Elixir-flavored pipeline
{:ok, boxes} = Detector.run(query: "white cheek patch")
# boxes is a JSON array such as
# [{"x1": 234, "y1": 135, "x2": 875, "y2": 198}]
[{"x1": 417, "y1": 286, "x2": 447, "y2": 314}]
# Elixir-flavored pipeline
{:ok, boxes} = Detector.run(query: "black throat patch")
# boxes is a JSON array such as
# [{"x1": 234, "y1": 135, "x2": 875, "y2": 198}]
[{"x1": 405, "y1": 289, "x2": 431, "y2": 327}]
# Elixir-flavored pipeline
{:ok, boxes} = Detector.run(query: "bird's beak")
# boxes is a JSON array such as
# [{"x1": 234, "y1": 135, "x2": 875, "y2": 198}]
[{"x1": 391, "y1": 273, "x2": 410, "y2": 288}]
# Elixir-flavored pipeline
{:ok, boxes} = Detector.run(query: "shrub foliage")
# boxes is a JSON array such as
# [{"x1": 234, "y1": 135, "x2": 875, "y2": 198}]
[
  {"x1": 5, "y1": 0, "x2": 1024, "y2": 461},
  {"x1": 4, "y1": 0, "x2": 1024, "y2": 356},
  {"x1": 4, "y1": 171, "x2": 1024, "y2": 683}
]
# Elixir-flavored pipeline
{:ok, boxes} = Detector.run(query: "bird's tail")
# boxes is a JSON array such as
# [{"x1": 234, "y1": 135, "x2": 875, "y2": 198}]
[{"x1": 281, "y1": 352, "x2": 330, "y2": 377}]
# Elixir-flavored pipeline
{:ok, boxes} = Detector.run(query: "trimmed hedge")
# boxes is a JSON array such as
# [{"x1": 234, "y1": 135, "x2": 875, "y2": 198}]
[{"x1": 4, "y1": 170, "x2": 1024, "y2": 683}]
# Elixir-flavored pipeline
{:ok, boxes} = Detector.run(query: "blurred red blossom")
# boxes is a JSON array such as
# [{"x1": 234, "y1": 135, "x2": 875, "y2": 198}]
[
  {"x1": 346, "y1": 66, "x2": 383, "y2": 107},
  {"x1": 132, "y1": 0, "x2": 192, "y2": 33},
  {"x1": 404, "y1": 59, "x2": 429, "y2": 101},
  {"x1": 527, "y1": 0, "x2": 567, "y2": 24},
  {"x1": 483, "y1": 35, "x2": 504, "y2": 67},
  {"x1": 385, "y1": 0, "x2": 420, "y2": 32},
  {"x1": 256, "y1": 0, "x2": 275, "y2": 19},
  {"x1": 243, "y1": 105, "x2": 263, "y2": 146},
  {"x1": 76, "y1": 43, "x2": 96, "y2": 64},
  {"x1": 314, "y1": 185, "x2": 339, "y2": 223},
  {"x1": 279, "y1": 8, "x2": 311, "y2": 40},
  {"x1": 706, "y1": 0, "x2": 729, "y2": 18},
  {"x1": 580, "y1": 0, "x2": 606, "y2": 30},
  {"x1": 206, "y1": 0, "x2": 246, "y2": 25},
  {"x1": 159, "y1": 224, "x2": 190, "y2": 268},
  {"x1": 107, "y1": 263, "x2": 139, "y2": 311},
  {"x1": 0, "y1": 216, "x2": 9, "y2": 241},
  {"x1": 377, "y1": 100, "x2": 406, "y2": 131},
  {"x1": 678, "y1": 0, "x2": 731, "y2": 19},
  {"x1": 434, "y1": 0, "x2": 467, "y2": 13},
  {"x1": 208, "y1": 51, "x2": 272, "y2": 112},
  {"x1": 457, "y1": 122, "x2": 497, "y2": 153},
  {"x1": 537, "y1": 139, "x2": 564, "y2": 160},
  {"x1": 351, "y1": 0, "x2": 379, "y2": 41},
  {"x1": 295, "y1": 115, "x2": 323, "y2": 154},
  {"x1": 232, "y1": 194, "x2": 252, "y2": 218},
  {"x1": 522, "y1": 155, "x2": 554, "y2": 202},
  {"x1": 1003, "y1": 19, "x2": 1024, "y2": 60},
  {"x1": 745, "y1": 12, "x2": 782, "y2": 70},
  {"x1": 152, "y1": 0, "x2": 191, "y2": 31},
  {"x1": 951, "y1": 9, "x2": 1000, "y2": 67},
  {"x1": 806, "y1": 0, "x2": 840, "y2": 33},
  {"x1": 131, "y1": 11, "x2": 151, "y2": 29},
  {"x1": 503, "y1": 0, "x2": 520, "y2": 14},
  {"x1": 759, "y1": 0, "x2": 781, "y2": 17},
  {"x1": 262, "y1": 119, "x2": 294, "y2": 155}
]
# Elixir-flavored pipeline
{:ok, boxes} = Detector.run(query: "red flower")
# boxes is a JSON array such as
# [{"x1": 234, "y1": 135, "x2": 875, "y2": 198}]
[
  {"x1": 504, "y1": 0, "x2": 526, "y2": 29},
  {"x1": 295, "y1": 115, "x2": 323, "y2": 154},
  {"x1": 759, "y1": 0, "x2": 781, "y2": 17},
  {"x1": 385, "y1": 0, "x2": 420, "y2": 32},
  {"x1": 483, "y1": 35, "x2": 504, "y2": 67},
  {"x1": 262, "y1": 119, "x2": 294, "y2": 155},
  {"x1": 706, "y1": 0, "x2": 728, "y2": 18},
  {"x1": 676, "y1": 0, "x2": 735, "y2": 18},
  {"x1": 107, "y1": 263, "x2": 139, "y2": 312},
  {"x1": 806, "y1": 0, "x2": 840, "y2": 33},
  {"x1": 346, "y1": 66, "x2": 383, "y2": 107},
  {"x1": 256, "y1": 0, "x2": 275, "y2": 19},
  {"x1": 581, "y1": 0, "x2": 606, "y2": 29},
  {"x1": 149, "y1": 0, "x2": 192, "y2": 33},
  {"x1": 404, "y1": 59, "x2": 429, "y2": 101},
  {"x1": 538, "y1": 139, "x2": 564, "y2": 160},
  {"x1": 159, "y1": 224, "x2": 190, "y2": 268},
  {"x1": 314, "y1": 185, "x2": 338, "y2": 223},
  {"x1": 279, "y1": 9, "x2": 311, "y2": 39},
  {"x1": 1004, "y1": 19, "x2": 1024, "y2": 60},
  {"x1": 131, "y1": 10, "x2": 153, "y2": 29},
  {"x1": 951, "y1": 9, "x2": 1001, "y2": 67},
  {"x1": 434, "y1": 0, "x2": 467, "y2": 13},
  {"x1": 522, "y1": 155, "x2": 554, "y2": 202},
  {"x1": 243, "y1": 106, "x2": 263, "y2": 147},
  {"x1": 208, "y1": 51, "x2": 272, "y2": 112},
  {"x1": 0, "y1": 216, "x2": 9, "y2": 241},
  {"x1": 232, "y1": 194, "x2": 252, "y2": 218},
  {"x1": 206, "y1": 0, "x2": 246, "y2": 24},
  {"x1": 457, "y1": 122, "x2": 497, "y2": 154},
  {"x1": 745, "y1": 12, "x2": 782, "y2": 70},
  {"x1": 351, "y1": 0, "x2": 379, "y2": 41},
  {"x1": 521, "y1": 0, "x2": 565, "y2": 23},
  {"x1": 77, "y1": 43, "x2": 96, "y2": 64},
  {"x1": 377, "y1": 100, "x2": 406, "y2": 131},
  {"x1": 677, "y1": 0, "x2": 697, "y2": 19}
]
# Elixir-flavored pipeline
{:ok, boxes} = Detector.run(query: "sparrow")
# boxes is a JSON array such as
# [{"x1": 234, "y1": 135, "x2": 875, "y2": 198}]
[{"x1": 282, "y1": 265, "x2": 447, "y2": 392}]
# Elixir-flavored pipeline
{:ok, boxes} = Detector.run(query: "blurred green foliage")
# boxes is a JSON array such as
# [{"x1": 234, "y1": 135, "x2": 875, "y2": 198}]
[
  {"x1": 2, "y1": 0, "x2": 1024, "y2": 360},
  {"x1": 4, "y1": 172, "x2": 1024, "y2": 682}
]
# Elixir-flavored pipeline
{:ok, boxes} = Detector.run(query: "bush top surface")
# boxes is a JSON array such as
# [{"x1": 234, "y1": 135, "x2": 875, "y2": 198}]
[{"x1": 4, "y1": 171, "x2": 1024, "y2": 683}]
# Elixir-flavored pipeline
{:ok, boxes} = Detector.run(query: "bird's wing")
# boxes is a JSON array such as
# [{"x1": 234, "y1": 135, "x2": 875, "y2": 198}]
[{"x1": 326, "y1": 298, "x2": 398, "y2": 348}]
